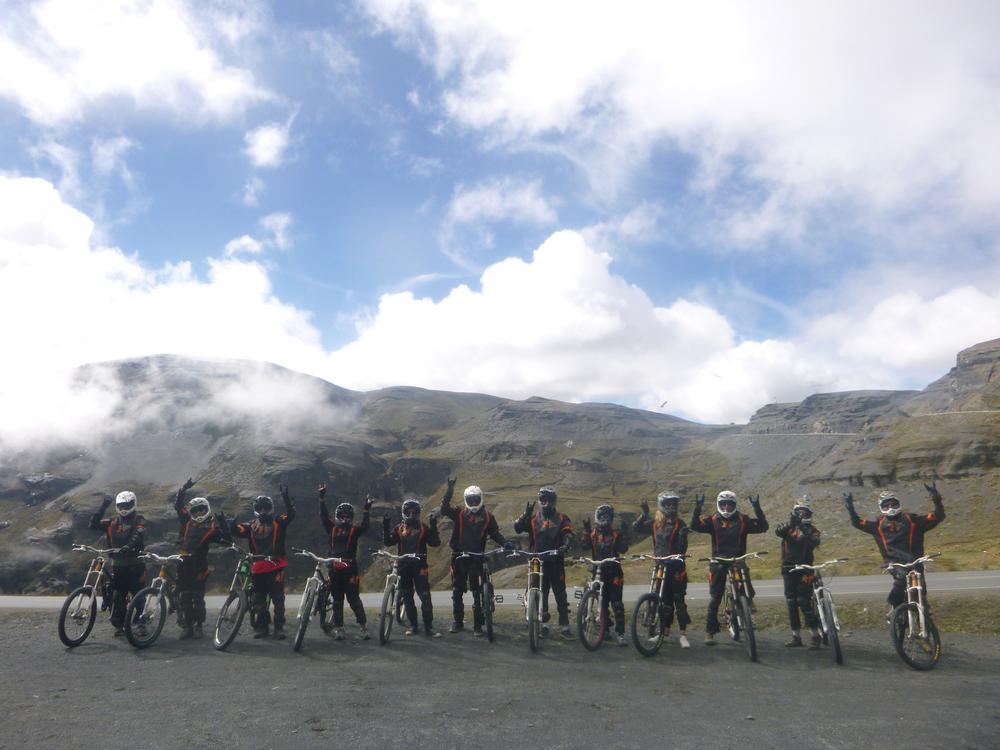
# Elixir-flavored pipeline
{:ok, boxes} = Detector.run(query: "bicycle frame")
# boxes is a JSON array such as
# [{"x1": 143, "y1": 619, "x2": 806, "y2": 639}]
[
  {"x1": 791, "y1": 558, "x2": 847, "y2": 636},
  {"x1": 887, "y1": 554, "x2": 938, "y2": 640},
  {"x1": 71, "y1": 545, "x2": 116, "y2": 612}
]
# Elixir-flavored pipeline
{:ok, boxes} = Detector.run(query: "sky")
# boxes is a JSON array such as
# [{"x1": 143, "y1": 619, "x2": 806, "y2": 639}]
[{"x1": 1, "y1": 0, "x2": 999, "y2": 448}]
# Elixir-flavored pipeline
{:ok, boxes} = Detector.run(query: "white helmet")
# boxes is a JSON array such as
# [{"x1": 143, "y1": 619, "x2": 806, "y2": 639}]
[
  {"x1": 115, "y1": 491, "x2": 137, "y2": 517},
  {"x1": 463, "y1": 485, "x2": 484, "y2": 512},
  {"x1": 187, "y1": 496, "x2": 212, "y2": 523},
  {"x1": 878, "y1": 491, "x2": 901, "y2": 517},
  {"x1": 792, "y1": 497, "x2": 813, "y2": 525},
  {"x1": 716, "y1": 490, "x2": 738, "y2": 519}
]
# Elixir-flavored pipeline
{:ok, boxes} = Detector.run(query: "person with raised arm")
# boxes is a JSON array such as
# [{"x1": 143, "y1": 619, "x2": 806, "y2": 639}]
[
  {"x1": 633, "y1": 492, "x2": 691, "y2": 648},
  {"x1": 89, "y1": 490, "x2": 147, "y2": 636},
  {"x1": 382, "y1": 498, "x2": 442, "y2": 638},
  {"x1": 580, "y1": 504, "x2": 630, "y2": 646},
  {"x1": 319, "y1": 483, "x2": 371, "y2": 640},
  {"x1": 690, "y1": 490, "x2": 768, "y2": 646},
  {"x1": 775, "y1": 498, "x2": 822, "y2": 648}
]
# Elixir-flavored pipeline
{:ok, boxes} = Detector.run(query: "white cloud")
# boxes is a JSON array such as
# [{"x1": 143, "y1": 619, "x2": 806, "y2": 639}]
[
  {"x1": 260, "y1": 212, "x2": 293, "y2": 250},
  {"x1": 305, "y1": 29, "x2": 359, "y2": 77},
  {"x1": 581, "y1": 203, "x2": 664, "y2": 253},
  {"x1": 241, "y1": 176, "x2": 265, "y2": 206},
  {"x1": 90, "y1": 135, "x2": 135, "y2": 185},
  {"x1": 364, "y1": 1, "x2": 1000, "y2": 241},
  {"x1": 29, "y1": 140, "x2": 81, "y2": 200},
  {"x1": 244, "y1": 114, "x2": 295, "y2": 168},
  {"x1": 0, "y1": 0, "x2": 270, "y2": 126},
  {"x1": 223, "y1": 234, "x2": 264, "y2": 257}
]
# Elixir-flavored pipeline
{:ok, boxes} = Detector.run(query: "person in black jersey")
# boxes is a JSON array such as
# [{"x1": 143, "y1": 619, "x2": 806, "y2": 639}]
[
  {"x1": 319, "y1": 483, "x2": 371, "y2": 640},
  {"x1": 383, "y1": 498, "x2": 442, "y2": 637},
  {"x1": 89, "y1": 490, "x2": 147, "y2": 636},
  {"x1": 633, "y1": 492, "x2": 691, "y2": 648},
  {"x1": 775, "y1": 499, "x2": 822, "y2": 648},
  {"x1": 580, "y1": 504, "x2": 629, "y2": 646}
]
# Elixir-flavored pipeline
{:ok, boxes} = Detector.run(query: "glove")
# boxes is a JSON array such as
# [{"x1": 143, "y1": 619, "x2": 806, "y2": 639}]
[
  {"x1": 318, "y1": 484, "x2": 327, "y2": 500},
  {"x1": 182, "y1": 477, "x2": 195, "y2": 492},
  {"x1": 100, "y1": 495, "x2": 112, "y2": 510},
  {"x1": 364, "y1": 496, "x2": 375, "y2": 511},
  {"x1": 748, "y1": 494, "x2": 760, "y2": 507},
  {"x1": 279, "y1": 484, "x2": 291, "y2": 503},
  {"x1": 525, "y1": 501, "x2": 535, "y2": 517},
  {"x1": 382, "y1": 515, "x2": 391, "y2": 530},
  {"x1": 428, "y1": 513, "x2": 438, "y2": 528},
  {"x1": 503, "y1": 540, "x2": 516, "y2": 552},
  {"x1": 843, "y1": 493, "x2": 854, "y2": 510},
  {"x1": 789, "y1": 513, "x2": 799, "y2": 527},
  {"x1": 924, "y1": 481, "x2": 941, "y2": 501},
  {"x1": 446, "y1": 476, "x2": 457, "y2": 490},
  {"x1": 694, "y1": 494, "x2": 705, "y2": 508},
  {"x1": 559, "y1": 541, "x2": 572, "y2": 555},
  {"x1": 582, "y1": 517, "x2": 592, "y2": 533},
  {"x1": 639, "y1": 498, "x2": 650, "y2": 517}
]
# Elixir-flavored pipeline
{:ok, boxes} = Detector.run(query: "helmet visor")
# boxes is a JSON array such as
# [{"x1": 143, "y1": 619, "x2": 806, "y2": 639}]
[
  {"x1": 464, "y1": 494, "x2": 482, "y2": 508},
  {"x1": 403, "y1": 507, "x2": 420, "y2": 519},
  {"x1": 718, "y1": 499, "x2": 736, "y2": 513},
  {"x1": 116, "y1": 498, "x2": 135, "y2": 512},
  {"x1": 794, "y1": 506, "x2": 813, "y2": 520},
  {"x1": 879, "y1": 497, "x2": 900, "y2": 510}
]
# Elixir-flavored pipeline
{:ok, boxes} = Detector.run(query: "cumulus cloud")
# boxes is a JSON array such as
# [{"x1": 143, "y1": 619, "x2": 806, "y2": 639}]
[
  {"x1": 241, "y1": 176, "x2": 265, "y2": 206},
  {"x1": 244, "y1": 114, "x2": 296, "y2": 168},
  {"x1": 223, "y1": 212, "x2": 294, "y2": 257},
  {"x1": 0, "y1": 0, "x2": 270, "y2": 126},
  {"x1": 90, "y1": 136, "x2": 135, "y2": 184},
  {"x1": 363, "y1": 1, "x2": 1000, "y2": 241}
]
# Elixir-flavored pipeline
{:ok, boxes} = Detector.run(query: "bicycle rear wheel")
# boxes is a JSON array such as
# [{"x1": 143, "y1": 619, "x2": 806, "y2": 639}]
[
  {"x1": 58, "y1": 586, "x2": 97, "y2": 647},
  {"x1": 890, "y1": 602, "x2": 940, "y2": 670},
  {"x1": 483, "y1": 581, "x2": 495, "y2": 643},
  {"x1": 724, "y1": 589, "x2": 740, "y2": 641},
  {"x1": 379, "y1": 582, "x2": 396, "y2": 645},
  {"x1": 527, "y1": 589, "x2": 541, "y2": 653},
  {"x1": 293, "y1": 580, "x2": 317, "y2": 652},
  {"x1": 737, "y1": 595, "x2": 757, "y2": 662},
  {"x1": 821, "y1": 595, "x2": 843, "y2": 665},
  {"x1": 124, "y1": 587, "x2": 166, "y2": 649},
  {"x1": 577, "y1": 590, "x2": 605, "y2": 651},
  {"x1": 213, "y1": 590, "x2": 248, "y2": 651},
  {"x1": 631, "y1": 593, "x2": 663, "y2": 657}
]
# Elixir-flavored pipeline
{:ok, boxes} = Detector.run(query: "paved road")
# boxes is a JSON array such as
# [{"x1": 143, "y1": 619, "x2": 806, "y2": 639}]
[
  {"x1": 3, "y1": 608, "x2": 998, "y2": 750},
  {"x1": 4, "y1": 569, "x2": 998, "y2": 611}
]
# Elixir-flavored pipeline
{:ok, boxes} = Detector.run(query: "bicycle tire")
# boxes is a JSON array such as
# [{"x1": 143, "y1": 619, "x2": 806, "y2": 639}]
[
  {"x1": 293, "y1": 580, "x2": 317, "y2": 652},
  {"x1": 822, "y1": 595, "x2": 843, "y2": 665},
  {"x1": 890, "y1": 602, "x2": 940, "y2": 671},
  {"x1": 631, "y1": 593, "x2": 663, "y2": 657},
  {"x1": 527, "y1": 589, "x2": 541, "y2": 653},
  {"x1": 577, "y1": 589, "x2": 605, "y2": 651},
  {"x1": 124, "y1": 586, "x2": 166, "y2": 649},
  {"x1": 213, "y1": 590, "x2": 248, "y2": 651},
  {"x1": 725, "y1": 589, "x2": 740, "y2": 641},
  {"x1": 482, "y1": 581, "x2": 495, "y2": 642},
  {"x1": 379, "y1": 581, "x2": 396, "y2": 645},
  {"x1": 58, "y1": 586, "x2": 97, "y2": 647},
  {"x1": 737, "y1": 595, "x2": 757, "y2": 662},
  {"x1": 317, "y1": 588, "x2": 332, "y2": 634}
]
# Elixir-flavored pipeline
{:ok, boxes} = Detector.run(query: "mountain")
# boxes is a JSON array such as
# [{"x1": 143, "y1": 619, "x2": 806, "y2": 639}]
[{"x1": 2, "y1": 341, "x2": 998, "y2": 593}]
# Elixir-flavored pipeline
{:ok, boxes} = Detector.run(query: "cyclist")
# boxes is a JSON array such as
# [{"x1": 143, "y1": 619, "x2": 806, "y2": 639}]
[
  {"x1": 580, "y1": 504, "x2": 629, "y2": 646},
  {"x1": 513, "y1": 486, "x2": 575, "y2": 638},
  {"x1": 319, "y1": 484, "x2": 372, "y2": 640},
  {"x1": 440, "y1": 476, "x2": 513, "y2": 636},
  {"x1": 89, "y1": 490, "x2": 147, "y2": 636},
  {"x1": 229, "y1": 486, "x2": 296, "y2": 640},
  {"x1": 174, "y1": 478, "x2": 231, "y2": 640},
  {"x1": 690, "y1": 490, "x2": 768, "y2": 645},
  {"x1": 775, "y1": 498, "x2": 822, "y2": 648},
  {"x1": 844, "y1": 482, "x2": 945, "y2": 614},
  {"x1": 633, "y1": 492, "x2": 691, "y2": 648},
  {"x1": 382, "y1": 498, "x2": 443, "y2": 637}
]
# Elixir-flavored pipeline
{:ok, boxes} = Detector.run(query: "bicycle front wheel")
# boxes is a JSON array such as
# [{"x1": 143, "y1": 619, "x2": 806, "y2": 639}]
[
  {"x1": 631, "y1": 593, "x2": 663, "y2": 657},
  {"x1": 124, "y1": 587, "x2": 166, "y2": 649},
  {"x1": 379, "y1": 582, "x2": 396, "y2": 645},
  {"x1": 724, "y1": 590, "x2": 740, "y2": 642},
  {"x1": 527, "y1": 589, "x2": 541, "y2": 653},
  {"x1": 577, "y1": 590, "x2": 605, "y2": 651},
  {"x1": 821, "y1": 595, "x2": 843, "y2": 665},
  {"x1": 213, "y1": 590, "x2": 248, "y2": 651},
  {"x1": 293, "y1": 581, "x2": 318, "y2": 653},
  {"x1": 58, "y1": 586, "x2": 97, "y2": 647},
  {"x1": 737, "y1": 595, "x2": 757, "y2": 662},
  {"x1": 890, "y1": 602, "x2": 940, "y2": 670},
  {"x1": 483, "y1": 581, "x2": 495, "y2": 643}
]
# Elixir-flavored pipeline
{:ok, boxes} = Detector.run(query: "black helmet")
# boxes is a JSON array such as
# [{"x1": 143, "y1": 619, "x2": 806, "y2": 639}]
[
  {"x1": 656, "y1": 492, "x2": 680, "y2": 515},
  {"x1": 594, "y1": 504, "x2": 614, "y2": 526},
  {"x1": 402, "y1": 498, "x2": 421, "y2": 518},
  {"x1": 254, "y1": 495, "x2": 274, "y2": 519},
  {"x1": 538, "y1": 486, "x2": 557, "y2": 504},
  {"x1": 335, "y1": 502, "x2": 355, "y2": 522}
]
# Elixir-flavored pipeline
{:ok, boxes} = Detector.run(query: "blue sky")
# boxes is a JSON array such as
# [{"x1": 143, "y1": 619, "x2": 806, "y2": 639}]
[{"x1": 1, "y1": 0, "x2": 999, "y2": 446}]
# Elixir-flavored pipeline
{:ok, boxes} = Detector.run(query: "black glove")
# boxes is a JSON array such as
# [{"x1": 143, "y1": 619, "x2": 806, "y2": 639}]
[
  {"x1": 789, "y1": 513, "x2": 799, "y2": 527},
  {"x1": 182, "y1": 477, "x2": 195, "y2": 492},
  {"x1": 843, "y1": 492, "x2": 854, "y2": 510},
  {"x1": 582, "y1": 517, "x2": 592, "y2": 533},
  {"x1": 100, "y1": 495, "x2": 112, "y2": 510},
  {"x1": 447, "y1": 476, "x2": 457, "y2": 490},
  {"x1": 382, "y1": 514, "x2": 391, "y2": 530},
  {"x1": 694, "y1": 494, "x2": 705, "y2": 508},
  {"x1": 639, "y1": 498, "x2": 650, "y2": 517},
  {"x1": 364, "y1": 496, "x2": 375, "y2": 511},
  {"x1": 428, "y1": 513, "x2": 438, "y2": 528},
  {"x1": 924, "y1": 481, "x2": 941, "y2": 501},
  {"x1": 279, "y1": 484, "x2": 291, "y2": 503},
  {"x1": 525, "y1": 501, "x2": 535, "y2": 517},
  {"x1": 748, "y1": 494, "x2": 760, "y2": 507},
  {"x1": 318, "y1": 484, "x2": 327, "y2": 500}
]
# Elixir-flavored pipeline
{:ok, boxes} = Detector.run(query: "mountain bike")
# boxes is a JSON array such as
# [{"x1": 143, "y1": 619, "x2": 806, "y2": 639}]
[
  {"x1": 212, "y1": 545, "x2": 276, "y2": 651},
  {"x1": 789, "y1": 557, "x2": 848, "y2": 665},
  {"x1": 372, "y1": 549, "x2": 422, "y2": 645},
  {"x1": 573, "y1": 557, "x2": 621, "y2": 651},
  {"x1": 509, "y1": 548, "x2": 564, "y2": 652},
  {"x1": 886, "y1": 553, "x2": 942, "y2": 671},
  {"x1": 629, "y1": 553, "x2": 686, "y2": 657},
  {"x1": 454, "y1": 549, "x2": 506, "y2": 642},
  {"x1": 123, "y1": 552, "x2": 184, "y2": 649},
  {"x1": 58, "y1": 545, "x2": 120, "y2": 647},
  {"x1": 291, "y1": 548, "x2": 345, "y2": 652},
  {"x1": 699, "y1": 550, "x2": 767, "y2": 662}
]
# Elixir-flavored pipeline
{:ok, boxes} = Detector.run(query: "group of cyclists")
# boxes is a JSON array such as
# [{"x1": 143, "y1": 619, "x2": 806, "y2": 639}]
[{"x1": 85, "y1": 474, "x2": 946, "y2": 650}]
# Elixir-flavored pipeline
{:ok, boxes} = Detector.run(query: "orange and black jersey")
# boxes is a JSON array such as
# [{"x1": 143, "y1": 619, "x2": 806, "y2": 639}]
[
  {"x1": 384, "y1": 521, "x2": 441, "y2": 556},
  {"x1": 320, "y1": 500, "x2": 369, "y2": 560},
  {"x1": 848, "y1": 498, "x2": 944, "y2": 564},
  {"x1": 581, "y1": 525, "x2": 629, "y2": 560},
  {"x1": 439, "y1": 495, "x2": 507, "y2": 553},
  {"x1": 633, "y1": 515, "x2": 689, "y2": 557},
  {"x1": 775, "y1": 522, "x2": 821, "y2": 569},
  {"x1": 514, "y1": 511, "x2": 574, "y2": 552},
  {"x1": 232, "y1": 499, "x2": 295, "y2": 559},
  {"x1": 89, "y1": 509, "x2": 147, "y2": 566},
  {"x1": 690, "y1": 504, "x2": 768, "y2": 558},
  {"x1": 174, "y1": 486, "x2": 231, "y2": 566}
]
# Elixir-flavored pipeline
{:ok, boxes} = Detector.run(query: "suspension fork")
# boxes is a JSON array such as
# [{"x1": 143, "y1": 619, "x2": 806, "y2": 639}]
[{"x1": 909, "y1": 570, "x2": 926, "y2": 637}]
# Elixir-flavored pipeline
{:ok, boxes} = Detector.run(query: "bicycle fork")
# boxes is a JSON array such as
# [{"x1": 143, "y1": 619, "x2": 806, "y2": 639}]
[{"x1": 907, "y1": 571, "x2": 927, "y2": 638}]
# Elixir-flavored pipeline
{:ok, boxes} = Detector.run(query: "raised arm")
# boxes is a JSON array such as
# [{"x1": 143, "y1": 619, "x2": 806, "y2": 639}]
[
  {"x1": 746, "y1": 495, "x2": 768, "y2": 533},
  {"x1": 89, "y1": 495, "x2": 112, "y2": 531},
  {"x1": 916, "y1": 482, "x2": 945, "y2": 531},
  {"x1": 175, "y1": 478, "x2": 194, "y2": 523},
  {"x1": 633, "y1": 499, "x2": 653, "y2": 536},
  {"x1": 439, "y1": 476, "x2": 459, "y2": 521},
  {"x1": 318, "y1": 484, "x2": 334, "y2": 533},
  {"x1": 689, "y1": 494, "x2": 710, "y2": 533},
  {"x1": 280, "y1": 484, "x2": 296, "y2": 524},
  {"x1": 357, "y1": 496, "x2": 373, "y2": 534},
  {"x1": 427, "y1": 513, "x2": 441, "y2": 547},
  {"x1": 844, "y1": 493, "x2": 874, "y2": 534},
  {"x1": 513, "y1": 500, "x2": 534, "y2": 534}
]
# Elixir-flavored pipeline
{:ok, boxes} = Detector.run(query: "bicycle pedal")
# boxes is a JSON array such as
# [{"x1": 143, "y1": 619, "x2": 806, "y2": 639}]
[
  {"x1": 494, "y1": 594, "x2": 503, "y2": 603},
  {"x1": 573, "y1": 589, "x2": 583, "y2": 599}
]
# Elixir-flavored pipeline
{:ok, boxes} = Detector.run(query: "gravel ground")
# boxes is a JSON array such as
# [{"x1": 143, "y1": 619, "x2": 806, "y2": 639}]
[{"x1": 4, "y1": 609, "x2": 999, "y2": 750}]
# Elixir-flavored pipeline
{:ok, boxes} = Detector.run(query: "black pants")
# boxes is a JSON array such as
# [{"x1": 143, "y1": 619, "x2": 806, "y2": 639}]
[
  {"x1": 251, "y1": 568, "x2": 287, "y2": 629},
  {"x1": 400, "y1": 561, "x2": 434, "y2": 631},
  {"x1": 451, "y1": 555, "x2": 485, "y2": 627},
  {"x1": 598, "y1": 563, "x2": 626, "y2": 636},
  {"x1": 782, "y1": 569, "x2": 817, "y2": 631},
  {"x1": 541, "y1": 558, "x2": 570, "y2": 627},
  {"x1": 329, "y1": 563, "x2": 366, "y2": 627},
  {"x1": 706, "y1": 562, "x2": 755, "y2": 634},
  {"x1": 109, "y1": 565, "x2": 146, "y2": 629},
  {"x1": 658, "y1": 563, "x2": 690, "y2": 630},
  {"x1": 176, "y1": 561, "x2": 208, "y2": 627}
]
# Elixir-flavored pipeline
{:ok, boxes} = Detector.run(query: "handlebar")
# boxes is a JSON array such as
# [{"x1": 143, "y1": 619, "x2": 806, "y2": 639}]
[
  {"x1": 454, "y1": 549, "x2": 506, "y2": 559},
  {"x1": 372, "y1": 550, "x2": 425, "y2": 561},
  {"x1": 631, "y1": 554, "x2": 687, "y2": 562},
  {"x1": 574, "y1": 557, "x2": 621, "y2": 566},
  {"x1": 223, "y1": 545, "x2": 275, "y2": 563},
  {"x1": 138, "y1": 552, "x2": 185, "y2": 564},
  {"x1": 884, "y1": 553, "x2": 940, "y2": 572},
  {"x1": 790, "y1": 558, "x2": 848, "y2": 573},
  {"x1": 507, "y1": 549, "x2": 564, "y2": 560},
  {"x1": 72, "y1": 544, "x2": 120, "y2": 555},
  {"x1": 294, "y1": 548, "x2": 347, "y2": 566},
  {"x1": 697, "y1": 551, "x2": 768, "y2": 563}
]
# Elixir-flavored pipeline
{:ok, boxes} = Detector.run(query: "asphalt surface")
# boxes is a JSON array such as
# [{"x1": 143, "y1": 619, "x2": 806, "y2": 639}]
[{"x1": 4, "y1": 604, "x2": 1000, "y2": 750}]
